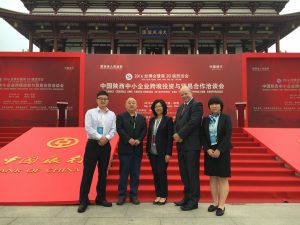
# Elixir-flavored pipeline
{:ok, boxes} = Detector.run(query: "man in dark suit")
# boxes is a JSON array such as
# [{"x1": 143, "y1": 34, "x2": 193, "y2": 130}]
[
  {"x1": 116, "y1": 97, "x2": 147, "y2": 205},
  {"x1": 173, "y1": 85, "x2": 203, "y2": 211}
]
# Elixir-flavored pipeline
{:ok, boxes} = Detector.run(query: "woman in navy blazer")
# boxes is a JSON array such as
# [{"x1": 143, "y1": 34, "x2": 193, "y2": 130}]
[
  {"x1": 202, "y1": 96, "x2": 233, "y2": 216},
  {"x1": 146, "y1": 99, "x2": 173, "y2": 205}
]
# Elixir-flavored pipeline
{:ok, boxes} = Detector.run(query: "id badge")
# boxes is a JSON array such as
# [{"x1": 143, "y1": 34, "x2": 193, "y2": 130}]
[
  {"x1": 97, "y1": 127, "x2": 104, "y2": 135},
  {"x1": 152, "y1": 135, "x2": 156, "y2": 144},
  {"x1": 210, "y1": 134, "x2": 217, "y2": 145}
]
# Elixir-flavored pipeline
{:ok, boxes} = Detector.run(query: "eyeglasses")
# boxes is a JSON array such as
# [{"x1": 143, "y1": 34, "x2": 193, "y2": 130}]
[{"x1": 97, "y1": 97, "x2": 108, "y2": 101}]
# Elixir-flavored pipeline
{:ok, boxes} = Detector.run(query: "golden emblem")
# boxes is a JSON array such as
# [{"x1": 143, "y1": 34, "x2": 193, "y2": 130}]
[{"x1": 47, "y1": 137, "x2": 79, "y2": 148}]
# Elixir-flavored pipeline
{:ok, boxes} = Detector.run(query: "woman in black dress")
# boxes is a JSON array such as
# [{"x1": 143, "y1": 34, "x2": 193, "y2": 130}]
[
  {"x1": 146, "y1": 99, "x2": 173, "y2": 205},
  {"x1": 202, "y1": 96, "x2": 232, "y2": 216}
]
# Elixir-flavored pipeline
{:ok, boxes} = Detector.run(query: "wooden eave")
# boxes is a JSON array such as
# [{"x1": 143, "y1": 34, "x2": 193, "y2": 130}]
[{"x1": 1, "y1": 8, "x2": 300, "y2": 23}]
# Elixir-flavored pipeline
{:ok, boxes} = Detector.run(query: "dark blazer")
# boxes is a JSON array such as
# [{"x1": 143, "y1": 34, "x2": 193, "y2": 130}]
[
  {"x1": 174, "y1": 98, "x2": 203, "y2": 151},
  {"x1": 202, "y1": 112, "x2": 233, "y2": 153},
  {"x1": 146, "y1": 116, "x2": 174, "y2": 157},
  {"x1": 117, "y1": 112, "x2": 147, "y2": 156}
]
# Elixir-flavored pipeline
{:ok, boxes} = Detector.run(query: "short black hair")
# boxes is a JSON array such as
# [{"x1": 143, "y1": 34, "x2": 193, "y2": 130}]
[
  {"x1": 96, "y1": 90, "x2": 108, "y2": 98},
  {"x1": 151, "y1": 99, "x2": 168, "y2": 117},
  {"x1": 208, "y1": 96, "x2": 224, "y2": 111}
]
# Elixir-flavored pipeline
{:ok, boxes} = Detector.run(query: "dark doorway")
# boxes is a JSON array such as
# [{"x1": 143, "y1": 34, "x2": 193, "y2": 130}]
[
  {"x1": 119, "y1": 46, "x2": 137, "y2": 54},
  {"x1": 171, "y1": 46, "x2": 189, "y2": 54},
  {"x1": 145, "y1": 47, "x2": 163, "y2": 54},
  {"x1": 94, "y1": 46, "x2": 111, "y2": 54},
  {"x1": 198, "y1": 47, "x2": 214, "y2": 54}
]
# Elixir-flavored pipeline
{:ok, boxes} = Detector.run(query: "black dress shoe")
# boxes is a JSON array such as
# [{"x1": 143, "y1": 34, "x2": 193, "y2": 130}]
[
  {"x1": 180, "y1": 203, "x2": 198, "y2": 211},
  {"x1": 95, "y1": 199, "x2": 112, "y2": 207},
  {"x1": 216, "y1": 207, "x2": 225, "y2": 216},
  {"x1": 153, "y1": 199, "x2": 160, "y2": 205},
  {"x1": 208, "y1": 205, "x2": 218, "y2": 212},
  {"x1": 174, "y1": 199, "x2": 187, "y2": 206},
  {"x1": 130, "y1": 196, "x2": 140, "y2": 205},
  {"x1": 116, "y1": 196, "x2": 126, "y2": 205},
  {"x1": 157, "y1": 199, "x2": 167, "y2": 205},
  {"x1": 77, "y1": 204, "x2": 87, "y2": 213}
]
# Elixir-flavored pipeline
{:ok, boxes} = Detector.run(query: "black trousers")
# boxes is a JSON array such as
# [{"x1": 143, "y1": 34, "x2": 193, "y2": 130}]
[
  {"x1": 149, "y1": 154, "x2": 168, "y2": 198},
  {"x1": 79, "y1": 139, "x2": 111, "y2": 204},
  {"x1": 118, "y1": 153, "x2": 142, "y2": 197},
  {"x1": 177, "y1": 148, "x2": 200, "y2": 204}
]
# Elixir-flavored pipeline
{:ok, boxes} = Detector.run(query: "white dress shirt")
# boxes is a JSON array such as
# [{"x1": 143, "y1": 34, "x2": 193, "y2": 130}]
[{"x1": 85, "y1": 107, "x2": 116, "y2": 141}]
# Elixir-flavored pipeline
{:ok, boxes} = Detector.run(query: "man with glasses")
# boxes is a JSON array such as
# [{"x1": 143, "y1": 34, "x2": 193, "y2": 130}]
[{"x1": 78, "y1": 90, "x2": 116, "y2": 213}]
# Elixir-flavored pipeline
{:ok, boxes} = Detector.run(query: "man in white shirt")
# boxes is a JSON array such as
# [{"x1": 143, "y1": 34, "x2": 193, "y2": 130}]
[{"x1": 78, "y1": 90, "x2": 116, "y2": 213}]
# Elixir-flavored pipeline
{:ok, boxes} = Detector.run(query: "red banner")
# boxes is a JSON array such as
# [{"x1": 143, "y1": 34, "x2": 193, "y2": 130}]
[
  {"x1": 246, "y1": 55, "x2": 300, "y2": 127},
  {"x1": 85, "y1": 54, "x2": 242, "y2": 126},
  {"x1": 0, "y1": 53, "x2": 82, "y2": 126}
]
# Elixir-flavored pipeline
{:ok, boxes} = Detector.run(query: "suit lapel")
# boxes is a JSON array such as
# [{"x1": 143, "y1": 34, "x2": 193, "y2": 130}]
[
  {"x1": 179, "y1": 99, "x2": 194, "y2": 118},
  {"x1": 126, "y1": 112, "x2": 135, "y2": 127},
  {"x1": 205, "y1": 118, "x2": 210, "y2": 144},
  {"x1": 149, "y1": 117, "x2": 155, "y2": 136},
  {"x1": 177, "y1": 105, "x2": 184, "y2": 118},
  {"x1": 135, "y1": 114, "x2": 140, "y2": 127},
  {"x1": 156, "y1": 116, "x2": 166, "y2": 132},
  {"x1": 217, "y1": 113, "x2": 224, "y2": 136}
]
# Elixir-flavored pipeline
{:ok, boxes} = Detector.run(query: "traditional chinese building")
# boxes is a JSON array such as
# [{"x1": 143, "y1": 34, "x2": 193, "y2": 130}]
[{"x1": 0, "y1": 0, "x2": 300, "y2": 54}]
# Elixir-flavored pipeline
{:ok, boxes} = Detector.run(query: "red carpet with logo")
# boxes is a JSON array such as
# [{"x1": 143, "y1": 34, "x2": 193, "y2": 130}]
[{"x1": 0, "y1": 127, "x2": 300, "y2": 204}]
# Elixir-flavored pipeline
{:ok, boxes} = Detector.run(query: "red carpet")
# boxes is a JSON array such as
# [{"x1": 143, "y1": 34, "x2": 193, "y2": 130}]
[
  {"x1": 107, "y1": 127, "x2": 300, "y2": 203},
  {"x1": 244, "y1": 128, "x2": 300, "y2": 174},
  {"x1": 0, "y1": 127, "x2": 299, "y2": 204},
  {"x1": 0, "y1": 127, "x2": 31, "y2": 148},
  {"x1": 0, "y1": 127, "x2": 116, "y2": 205}
]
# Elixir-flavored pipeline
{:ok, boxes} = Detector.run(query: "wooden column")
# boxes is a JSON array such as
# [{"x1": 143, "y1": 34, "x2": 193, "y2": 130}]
[
  {"x1": 223, "y1": 30, "x2": 228, "y2": 54},
  {"x1": 110, "y1": 26, "x2": 115, "y2": 54},
  {"x1": 194, "y1": 25, "x2": 199, "y2": 54},
  {"x1": 82, "y1": 29, "x2": 87, "y2": 53},
  {"x1": 88, "y1": 39, "x2": 92, "y2": 53},
  {"x1": 251, "y1": 30, "x2": 256, "y2": 52},
  {"x1": 276, "y1": 29, "x2": 281, "y2": 53},
  {"x1": 241, "y1": 40, "x2": 246, "y2": 53},
  {"x1": 53, "y1": 25, "x2": 58, "y2": 52},
  {"x1": 166, "y1": 36, "x2": 171, "y2": 54},
  {"x1": 61, "y1": 39, "x2": 66, "y2": 52},
  {"x1": 28, "y1": 30, "x2": 33, "y2": 52},
  {"x1": 216, "y1": 40, "x2": 221, "y2": 54},
  {"x1": 110, "y1": 37, "x2": 115, "y2": 54},
  {"x1": 39, "y1": 39, "x2": 44, "y2": 52}
]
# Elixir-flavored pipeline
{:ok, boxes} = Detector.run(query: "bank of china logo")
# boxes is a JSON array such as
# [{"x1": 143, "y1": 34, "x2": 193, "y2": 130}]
[
  {"x1": 47, "y1": 137, "x2": 79, "y2": 149},
  {"x1": 125, "y1": 73, "x2": 133, "y2": 80}
]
